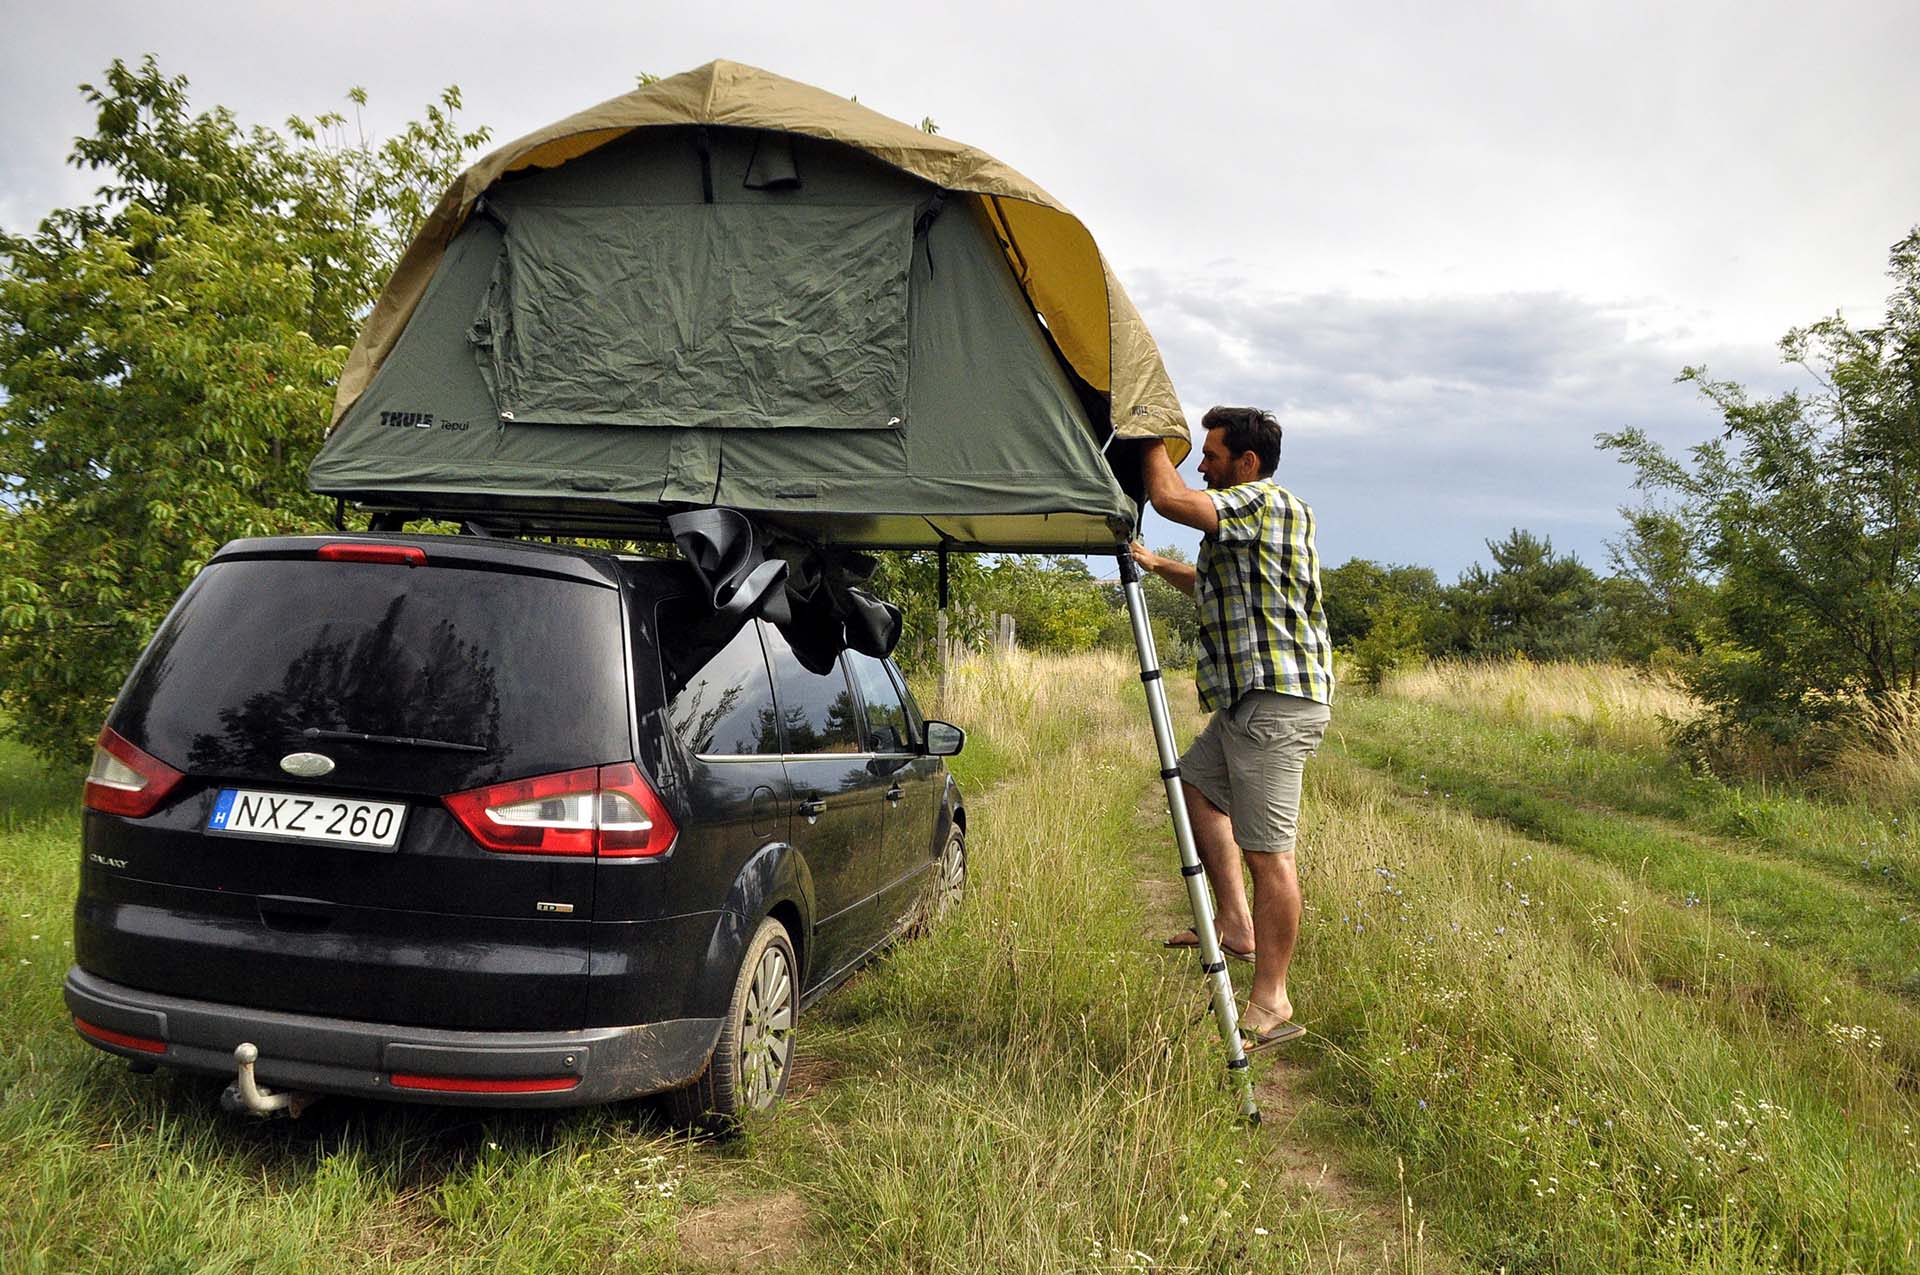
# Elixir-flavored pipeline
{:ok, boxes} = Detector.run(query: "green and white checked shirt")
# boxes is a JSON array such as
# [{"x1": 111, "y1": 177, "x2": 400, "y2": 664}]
[{"x1": 1193, "y1": 478, "x2": 1335, "y2": 712}]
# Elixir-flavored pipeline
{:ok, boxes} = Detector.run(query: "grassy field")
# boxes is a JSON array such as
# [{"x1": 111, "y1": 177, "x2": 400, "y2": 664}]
[
  {"x1": 1313, "y1": 664, "x2": 1919, "y2": 1270},
  {"x1": 1, "y1": 656, "x2": 1916, "y2": 1271}
]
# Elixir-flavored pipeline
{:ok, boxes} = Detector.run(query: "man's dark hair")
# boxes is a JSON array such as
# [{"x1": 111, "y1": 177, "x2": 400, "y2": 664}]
[{"x1": 1200, "y1": 406, "x2": 1282, "y2": 476}]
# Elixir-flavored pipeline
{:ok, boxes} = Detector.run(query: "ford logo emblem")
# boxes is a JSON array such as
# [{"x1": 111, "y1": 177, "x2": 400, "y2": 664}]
[{"x1": 279, "y1": 752, "x2": 336, "y2": 778}]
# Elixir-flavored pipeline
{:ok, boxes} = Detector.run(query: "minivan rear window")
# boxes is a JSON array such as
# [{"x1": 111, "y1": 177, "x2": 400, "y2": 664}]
[
  {"x1": 112, "y1": 558, "x2": 629, "y2": 789},
  {"x1": 658, "y1": 601, "x2": 782, "y2": 757}
]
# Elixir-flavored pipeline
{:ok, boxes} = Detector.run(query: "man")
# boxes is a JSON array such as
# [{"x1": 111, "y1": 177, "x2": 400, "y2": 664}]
[{"x1": 1134, "y1": 406, "x2": 1334, "y2": 1049}]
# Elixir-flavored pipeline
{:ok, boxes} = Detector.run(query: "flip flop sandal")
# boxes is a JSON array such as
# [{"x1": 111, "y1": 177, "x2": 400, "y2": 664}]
[
  {"x1": 1163, "y1": 930, "x2": 1257, "y2": 962},
  {"x1": 1239, "y1": 1020, "x2": 1306, "y2": 1052}
]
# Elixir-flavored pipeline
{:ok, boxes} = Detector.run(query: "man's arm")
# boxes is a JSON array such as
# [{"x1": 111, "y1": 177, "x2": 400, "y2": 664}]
[
  {"x1": 1140, "y1": 440, "x2": 1220, "y2": 535},
  {"x1": 1131, "y1": 543, "x2": 1197, "y2": 597}
]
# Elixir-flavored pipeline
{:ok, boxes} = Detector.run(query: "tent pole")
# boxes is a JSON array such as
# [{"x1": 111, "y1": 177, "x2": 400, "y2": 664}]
[
  {"x1": 1115, "y1": 546, "x2": 1258, "y2": 1123},
  {"x1": 937, "y1": 544, "x2": 952, "y2": 710}
]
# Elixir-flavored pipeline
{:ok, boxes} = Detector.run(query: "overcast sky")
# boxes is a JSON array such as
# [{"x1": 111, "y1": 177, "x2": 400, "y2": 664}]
[{"x1": 5, "y1": 1, "x2": 1916, "y2": 577}]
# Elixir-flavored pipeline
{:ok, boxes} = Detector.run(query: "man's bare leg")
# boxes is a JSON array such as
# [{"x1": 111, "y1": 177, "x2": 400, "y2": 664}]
[
  {"x1": 1178, "y1": 781, "x2": 1255, "y2": 954},
  {"x1": 1243, "y1": 850, "x2": 1301, "y2": 1028}
]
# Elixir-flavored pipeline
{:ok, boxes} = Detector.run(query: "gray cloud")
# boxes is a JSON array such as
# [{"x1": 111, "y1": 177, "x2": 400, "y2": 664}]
[{"x1": 1126, "y1": 272, "x2": 1809, "y2": 578}]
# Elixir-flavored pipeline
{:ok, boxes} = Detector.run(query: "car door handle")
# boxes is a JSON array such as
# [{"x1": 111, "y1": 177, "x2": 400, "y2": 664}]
[
  {"x1": 885, "y1": 785, "x2": 904, "y2": 803},
  {"x1": 798, "y1": 797, "x2": 826, "y2": 823}
]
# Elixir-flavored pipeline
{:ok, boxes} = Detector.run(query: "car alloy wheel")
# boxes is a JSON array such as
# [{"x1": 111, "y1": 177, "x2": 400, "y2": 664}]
[
  {"x1": 665, "y1": 915, "x2": 797, "y2": 1128},
  {"x1": 934, "y1": 826, "x2": 966, "y2": 921},
  {"x1": 739, "y1": 933, "x2": 795, "y2": 1110}
]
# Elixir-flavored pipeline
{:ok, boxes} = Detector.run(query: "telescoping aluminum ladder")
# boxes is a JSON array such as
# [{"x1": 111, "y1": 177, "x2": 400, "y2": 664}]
[{"x1": 1115, "y1": 548, "x2": 1259, "y2": 1123}]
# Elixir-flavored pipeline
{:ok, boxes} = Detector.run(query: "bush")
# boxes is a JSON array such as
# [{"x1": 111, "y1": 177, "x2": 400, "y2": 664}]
[{"x1": 1348, "y1": 597, "x2": 1426, "y2": 689}]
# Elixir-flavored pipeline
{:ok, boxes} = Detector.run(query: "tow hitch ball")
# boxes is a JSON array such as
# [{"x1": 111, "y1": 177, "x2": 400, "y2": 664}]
[{"x1": 219, "y1": 1043, "x2": 322, "y2": 1119}]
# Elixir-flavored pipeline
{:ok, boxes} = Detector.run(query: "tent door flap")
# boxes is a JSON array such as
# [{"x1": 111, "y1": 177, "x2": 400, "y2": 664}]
[{"x1": 467, "y1": 202, "x2": 915, "y2": 432}]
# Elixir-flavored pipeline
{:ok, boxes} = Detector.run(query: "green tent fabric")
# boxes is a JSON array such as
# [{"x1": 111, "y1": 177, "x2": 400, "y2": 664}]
[
  {"x1": 474, "y1": 202, "x2": 913, "y2": 432},
  {"x1": 310, "y1": 78, "x2": 1170, "y2": 551}
]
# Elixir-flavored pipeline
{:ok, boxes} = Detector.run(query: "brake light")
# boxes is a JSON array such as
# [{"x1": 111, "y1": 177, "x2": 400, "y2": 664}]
[
  {"x1": 595, "y1": 764, "x2": 677, "y2": 857},
  {"x1": 317, "y1": 542, "x2": 426, "y2": 566},
  {"x1": 74, "y1": 1017, "x2": 167, "y2": 1054},
  {"x1": 443, "y1": 763, "x2": 677, "y2": 857},
  {"x1": 83, "y1": 727, "x2": 185, "y2": 818}
]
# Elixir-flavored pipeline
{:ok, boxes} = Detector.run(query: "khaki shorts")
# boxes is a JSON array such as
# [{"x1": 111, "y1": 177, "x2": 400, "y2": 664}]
[{"x1": 1179, "y1": 691, "x2": 1331, "y2": 853}]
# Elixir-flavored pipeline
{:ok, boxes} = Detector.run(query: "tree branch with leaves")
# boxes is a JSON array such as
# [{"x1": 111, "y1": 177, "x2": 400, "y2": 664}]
[{"x1": 0, "y1": 57, "x2": 490, "y2": 761}]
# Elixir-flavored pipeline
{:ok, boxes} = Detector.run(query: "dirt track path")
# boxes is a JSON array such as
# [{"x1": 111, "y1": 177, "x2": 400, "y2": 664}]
[{"x1": 1136, "y1": 686, "x2": 1450, "y2": 1273}]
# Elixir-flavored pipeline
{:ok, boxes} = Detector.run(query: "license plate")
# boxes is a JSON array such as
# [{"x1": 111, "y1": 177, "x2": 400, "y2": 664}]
[{"x1": 207, "y1": 788, "x2": 407, "y2": 850}]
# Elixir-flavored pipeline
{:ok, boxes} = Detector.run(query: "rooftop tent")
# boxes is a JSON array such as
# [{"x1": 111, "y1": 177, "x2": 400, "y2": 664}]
[{"x1": 309, "y1": 60, "x2": 1189, "y2": 551}]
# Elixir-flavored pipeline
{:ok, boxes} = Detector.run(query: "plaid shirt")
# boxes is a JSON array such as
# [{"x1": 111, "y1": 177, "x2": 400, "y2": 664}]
[{"x1": 1193, "y1": 478, "x2": 1335, "y2": 712}]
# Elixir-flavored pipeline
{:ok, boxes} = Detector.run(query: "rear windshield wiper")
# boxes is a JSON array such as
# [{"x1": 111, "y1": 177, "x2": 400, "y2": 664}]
[{"x1": 302, "y1": 727, "x2": 489, "y2": 754}]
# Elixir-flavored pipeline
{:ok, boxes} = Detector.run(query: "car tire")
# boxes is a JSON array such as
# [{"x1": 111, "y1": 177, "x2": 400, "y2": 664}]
[
  {"x1": 665, "y1": 916, "x2": 797, "y2": 1129},
  {"x1": 934, "y1": 824, "x2": 966, "y2": 920},
  {"x1": 909, "y1": 824, "x2": 967, "y2": 937}
]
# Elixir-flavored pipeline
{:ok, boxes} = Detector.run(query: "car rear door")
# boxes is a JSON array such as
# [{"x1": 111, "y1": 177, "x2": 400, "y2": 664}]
[
  {"x1": 584, "y1": 593, "x2": 793, "y2": 1025},
  {"x1": 760, "y1": 627, "x2": 890, "y2": 985},
  {"x1": 845, "y1": 652, "x2": 939, "y2": 932}
]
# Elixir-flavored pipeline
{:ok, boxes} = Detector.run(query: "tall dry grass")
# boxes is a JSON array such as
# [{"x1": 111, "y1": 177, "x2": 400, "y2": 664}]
[
  {"x1": 1290, "y1": 694, "x2": 1920, "y2": 1270},
  {"x1": 1385, "y1": 657, "x2": 1920, "y2": 811},
  {"x1": 1384, "y1": 658, "x2": 1697, "y2": 755},
  {"x1": 1822, "y1": 689, "x2": 1920, "y2": 809},
  {"x1": 936, "y1": 647, "x2": 1136, "y2": 749},
  {"x1": 803, "y1": 645, "x2": 1398, "y2": 1272},
  {"x1": 1294, "y1": 752, "x2": 1920, "y2": 1269}
]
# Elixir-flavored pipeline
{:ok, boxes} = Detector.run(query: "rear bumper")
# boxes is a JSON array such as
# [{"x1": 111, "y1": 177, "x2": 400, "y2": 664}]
[{"x1": 64, "y1": 966, "x2": 722, "y2": 1108}]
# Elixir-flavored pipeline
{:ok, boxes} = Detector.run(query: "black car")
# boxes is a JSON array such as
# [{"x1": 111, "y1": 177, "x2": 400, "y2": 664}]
[{"x1": 64, "y1": 532, "x2": 966, "y2": 1121}]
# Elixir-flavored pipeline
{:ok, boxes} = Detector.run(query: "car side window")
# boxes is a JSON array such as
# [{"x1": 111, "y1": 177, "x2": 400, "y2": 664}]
[
  {"x1": 658, "y1": 600, "x2": 782, "y2": 756},
  {"x1": 761, "y1": 625, "x2": 862, "y2": 755},
  {"x1": 847, "y1": 652, "x2": 912, "y2": 753},
  {"x1": 888, "y1": 661, "x2": 926, "y2": 744}
]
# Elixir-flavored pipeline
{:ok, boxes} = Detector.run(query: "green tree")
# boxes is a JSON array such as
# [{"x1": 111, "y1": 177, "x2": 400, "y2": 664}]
[
  {"x1": 1440, "y1": 529, "x2": 1606, "y2": 660},
  {"x1": 0, "y1": 58, "x2": 488, "y2": 761},
  {"x1": 1597, "y1": 508, "x2": 1715, "y2": 663},
  {"x1": 1599, "y1": 227, "x2": 1920, "y2": 747},
  {"x1": 866, "y1": 549, "x2": 989, "y2": 668},
  {"x1": 1322, "y1": 557, "x2": 1445, "y2": 654},
  {"x1": 975, "y1": 556, "x2": 1110, "y2": 653}
]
